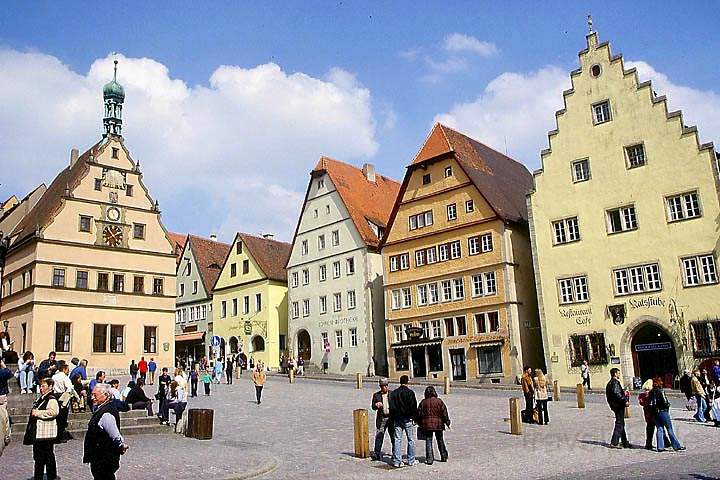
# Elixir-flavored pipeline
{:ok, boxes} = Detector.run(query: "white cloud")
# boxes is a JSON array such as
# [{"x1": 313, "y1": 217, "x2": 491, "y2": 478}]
[
  {"x1": 0, "y1": 48, "x2": 379, "y2": 241},
  {"x1": 434, "y1": 65, "x2": 570, "y2": 166},
  {"x1": 398, "y1": 48, "x2": 420, "y2": 62},
  {"x1": 626, "y1": 61, "x2": 720, "y2": 146},
  {"x1": 444, "y1": 33, "x2": 498, "y2": 57},
  {"x1": 434, "y1": 61, "x2": 720, "y2": 169}
]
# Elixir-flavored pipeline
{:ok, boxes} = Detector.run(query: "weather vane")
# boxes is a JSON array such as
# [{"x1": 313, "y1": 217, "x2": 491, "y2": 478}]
[{"x1": 587, "y1": 14, "x2": 593, "y2": 34}]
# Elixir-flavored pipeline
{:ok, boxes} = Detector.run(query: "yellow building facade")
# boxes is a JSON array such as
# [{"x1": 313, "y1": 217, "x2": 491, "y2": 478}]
[
  {"x1": 528, "y1": 32, "x2": 720, "y2": 388},
  {"x1": 382, "y1": 124, "x2": 543, "y2": 383},
  {"x1": 211, "y1": 232, "x2": 290, "y2": 370},
  {"x1": 0, "y1": 66, "x2": 177, "y2": 372}
]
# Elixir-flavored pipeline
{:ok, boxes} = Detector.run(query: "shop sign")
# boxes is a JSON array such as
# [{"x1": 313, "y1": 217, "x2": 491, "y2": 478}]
[
  {"x1": 559, "y1": 306, "x2": 592, "y2": 325},
  {"x1": 244, "y1": 321, "x2": 252, "y2": 335},
  {"x1": 635, "y1": 342, "x2": 672, "y2": 352},
  {"x1": 628, "y1": 296, "x2": 665, "y2": 309},
  {"x1": 318, "y1": 316, "x2": 358, "y2": 328}
]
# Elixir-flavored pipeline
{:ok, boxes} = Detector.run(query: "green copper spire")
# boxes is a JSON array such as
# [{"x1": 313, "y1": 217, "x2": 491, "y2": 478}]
[{"x1": 103, "y1": 59, "x2": 124, "y2": 137}]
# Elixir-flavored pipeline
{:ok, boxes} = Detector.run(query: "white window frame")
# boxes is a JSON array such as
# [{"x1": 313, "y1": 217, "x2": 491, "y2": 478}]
[
  {"x1": 399, "y1": 254, "x2": 410, "y2": 270},
  {"x1": 426, "y1": 246, "x2": 437, "y2": 264},
  {"x1": 318, "y1": 234, "x2": 326, "y2": 250},
  {"x1": 335, "y1": 330, "x2": 343, "y2": 349},
  {"x1": 428, "y1": 282, "x2": 438, "y2": 304},
  {"x1": 571, "y1": 158, "x2": 591, "y2": 183},
  {"x1": 450, "y1": 241, "x2": 461, "y2": 259},
  {"x1": 333, "y1": 292, "x2": 342, "y2": 312},
  {"x1": 666, "y1": 191, "x2": 701, "y2": 222},
  {"x1": 319, "y1": 295, "x2": 328, "y2": 314},
  {"x1": 453, "y1": 277, "x2": 465, "y2": 300},
  {"x1": 390, "y1": 256, "x2": 399, "y2": 272},
  {"x1": 447, "y1": 203, "x2": 457, "y2": 221},
  {"x1": 302, "y1": 268, "x2": 309, "y2": 285},
  {"x1": 319, "y1": 265, "x2": 327, "y2": 282},
  {"x1": 415, "y1": 250, "x2": 425, "y2": 267},
  {"x1": 401, "y1": 287, "x2": 412, "y2": 308},
  {"x1": 557, "y1": 275, "x2": 589, "y2": 304},
  {"x1": 287, "y1": 271, "x2": 296, "y2": 289},
  {"x1": 552, "y1": 216, "x2": 580, "y2": 245},
  {"x1": 333, "y1": 261, "x2": 341, "y2": 279},
  {"x1": 592, "y1": 100, "x2": 611, "y2": 124},
  {"x1": 444, "y1": 165, "x2": 453, "y2": 177},
  {"x1": 431, "y1": 320, "x2": 442, "y2": 338},
  {"x1": 347, "y1": 290, "x2": 356, "y2": 309},
  {"x1": 302, "y1": 299, "x2": 310, "y2": 317},
  {"x1": 350, "y1": 328, "x2": 358, "y2": 347},
  {"x1": 607, "y1": 204, "x2": 638, "y2": 234},
  {"x1": 391, "y1": 290, "x2": 402, "y2": 310},
  {"x1": 613, "y1": 262, "x2": 662, "y2": 296},
  {"x1": 625, "y1": 143, "x2": 646, "y2": 169},
  {"x1": 393, "y1": 325, "x2": 403, "y2": 343},
  {"x1": 465, "y1": 199, "x2": 474, "y2": 213},
  {"x1": 417, "y1": 284, "x2": 428, "y2": 306},
  {"x1": 682, "y1": 254, "x2": 718, "y2": 287},
  {"x1": 346, "y1": 257, "x2": 355, "y2": 275},
  {"x1": 332, "y1": 230, "x2": 340, "y2": 246},
  {"x1": 301, "y1": 239, "x2": 309, "y2": 255},
  {"x1": 438, "y1": 244, "x2": 449, "y2": 262},
  {"x1": 441, "y1": 280, "x2": 452, "y2": 302}
]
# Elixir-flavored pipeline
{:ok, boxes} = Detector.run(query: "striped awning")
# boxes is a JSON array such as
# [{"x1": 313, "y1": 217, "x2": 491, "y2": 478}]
[{"x1": 470, "y1": 340, "x2": 504, "y2": 348}]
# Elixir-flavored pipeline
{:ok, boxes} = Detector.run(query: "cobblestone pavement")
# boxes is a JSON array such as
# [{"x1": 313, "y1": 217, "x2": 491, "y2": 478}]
[{"x1": 2, "y1": 375, "x2": 718, "y2": 479}]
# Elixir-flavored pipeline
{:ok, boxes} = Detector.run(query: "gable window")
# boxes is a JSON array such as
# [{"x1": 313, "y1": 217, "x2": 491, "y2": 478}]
[
  {"x1": 291, "y1": 272, "x2": 298, "y2": 288},
  {"x1": 111, "y1": 147, "x2": 119, "y2": 159},
  {"x1": 325, "y1": 205, "x2": 331, "y2": 215},
  {"x1": 133, "y1": 223, "x2": 145, "y2": 239},
  {"x1": 319, "y1": 296, "x2": 327, "y2": 314},
  {"x1": 301, "y1": 240, "x2": 309, "y2": 255},
  {"x1": 318, "y1": 179, "x2": 325, "y2": 189},
  {"x1": 79, "y1": 215, "x2": 92, "y2": 233},
  {"x1": 192, "y1": 280, "x2": 198, "y2": 294},
  {"x1": 179, "y1": 283, "x2": 185, "y2": 296},
  {"x1": 255, "y1": 293, "x2": 262, "y2": 312},
  {"x1": 125, "y1": 184, "x2": 133, "y2": 197},
  {"x1": 94, "y1": 178, "x2": 102, "y2": 191},
  {"x1": 572, "y1": 158, "x2": 591, "y2": 183},
  {"x1": 319, "y1": 264, "x2": 327, "y2": 282},
  {"x1": 236, "y1": 241, "x2": 243, "y2": 254},
  {"x1": 133, "y1": 276, "x2": 144, "y2": 294},
  {"x1": 465, "y1": 199, "x2": 474, "y2": 213},
  {"x1": 243, "y1": 296, "x2": 250, "y2": 314},
  {"x1": 666, "y1": 191, "x2": 701, "y2": 222},
  {"x1": 97, "y1": 273, "x2": 109, "y2": 292},
  {"x1": 422, "y1": 173, "x2": 431, "y2": 185},
  {"x1": 346, "y1": 257, "x2": 355, "y2": 275},
  {"x1": 331, "y1": 230, "x2": 340, "y2": 246},
  {"x1": 625, "y1": 143, "x2": 646, "y2": 168},
  {"x1": 606, "y1": 205, "x2": 637, "y2": 234},
  {"x1": 552, "y1": 216, "x2": 580, "y2": 245},
  {"x1": 390, "y1": 256, "x2": 399, "y2": 272},
  {"x1": 302, "y1": 299, "x2": 310, "y2": 317},
  {"x1": 469, "y1": 234, "x2": 492, "y2": 255},
  {"x1": 444, "y1": 166, "x2": 453, "y2": 177},
  {"x1": 52, "y1": 268, "x2": 66, "y2": 287},
  {"x1": 447, "y1": 203, "x2": 457, "y2": 221},
  {"x1": 313, "y1": 209, "x2": 318, "y2": 218},
  {"x1": 409, "y1": 211, "x2": 433, "y2": 230},
  {"x1": 558, "y1": 275, "x2": 589, "y2": 304},
  {"x1": 613, "y1": 262, "x2": 662, "y2": 296},
  {"x1": 333, "y1": 292, "x2": 342, "y2": 312},
  {"x1": 242, "y1": 260, "x2": 249, "y2": 274},
  {"x1": 230, "y1": 263, "x2": 237, "y2": 277},
  {"x1": 332, "y1": 261, "x2": 341, "y2": 279},
  {"x1": 682, "y1": 254, "x2": 718, "y2": 287},
  {"x1": 318, "y1": 234, "x2": 326, "y2": 250},
  {"x1": 76, "y1": 271, "x2": 88, "y2": 289},
  {"x1": 302, "y1": 268, "x2": 309, "y2": 285},
  {"x1": 592, "y1": 100, "x2": 611, "y2": 124}
]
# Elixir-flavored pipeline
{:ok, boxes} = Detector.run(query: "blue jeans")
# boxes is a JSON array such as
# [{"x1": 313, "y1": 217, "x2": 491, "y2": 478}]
[
  {"x1": 392, "y1": 420, "x2": 415, "y2": 466},
  {"x1": 654, "y1": 410, "x2": 682, "y2": 450},
  {"x1": 19, "y1": 370, "x2": 34, "y2": 391},
  {"x1": 695, "y1": 394, "x2": 707, "y2": 421}
]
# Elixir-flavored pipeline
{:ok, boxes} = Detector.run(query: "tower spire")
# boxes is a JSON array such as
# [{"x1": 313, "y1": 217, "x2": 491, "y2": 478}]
[
  {"x1": 587, "y1": 14, "x2": 594, "y2": 34},
  {"x1": 103, "y1": 57, "x2": 125, "y2": 138}
]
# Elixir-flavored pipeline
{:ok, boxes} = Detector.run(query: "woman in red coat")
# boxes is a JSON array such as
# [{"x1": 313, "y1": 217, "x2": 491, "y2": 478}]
[{"x1": 417, "y1": 385, "x2": 450, "y2": 464}]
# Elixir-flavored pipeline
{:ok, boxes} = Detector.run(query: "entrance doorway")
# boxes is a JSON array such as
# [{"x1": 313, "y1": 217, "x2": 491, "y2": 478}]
[
  {"x1": 450, "y1": 348, "x2": 466, "y2": 381},
  {"x1": 297, "y1": 330, "x2": 311, "y2": 361},
  {"x1": 631, "y1": 323, "x2": 678, "y2": 385},
  {"x1": 411, "y1": 347, "x2": 427, "y2": 378}
]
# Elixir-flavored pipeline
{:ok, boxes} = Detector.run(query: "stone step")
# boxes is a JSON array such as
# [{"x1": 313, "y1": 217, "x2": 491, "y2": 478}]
[
  {"x1": 9, "y1": 407, "x2": 149, "y2": 420},
  {"x1": 12, "y1": 414, "x2": 160, "y2": 432},
  {"x1": 10, "y1": 422, "x2": 173, "y2": 440}
]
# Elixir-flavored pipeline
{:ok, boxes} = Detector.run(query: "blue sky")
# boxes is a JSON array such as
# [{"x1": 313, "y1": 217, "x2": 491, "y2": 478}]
[{"x1": 2, "y1": 1, "x2": 719, "y2": 241}]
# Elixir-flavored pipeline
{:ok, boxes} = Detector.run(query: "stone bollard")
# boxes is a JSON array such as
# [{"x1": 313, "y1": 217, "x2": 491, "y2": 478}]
[
  {"x1": 444, "y1": 375, "x2": 451, "y2": 395},
  {"x1": 353, "y1": 409, "x2": 370, "y2": 458},
  {"x1": 289, "y1": 368, "x2": 295, "y2": 383},
  {"x1": 553, "y1": 380, "x2": 560, "y2": 402},
  {"x1": 576, "y1": 384, "x2": 585, "y2": 409},
  {"x1": 509, "y1": 397, "x2": 522, "y2": 435},
  {"x1": 356, "y1": 372, "x2": 363, "y2": 389}
]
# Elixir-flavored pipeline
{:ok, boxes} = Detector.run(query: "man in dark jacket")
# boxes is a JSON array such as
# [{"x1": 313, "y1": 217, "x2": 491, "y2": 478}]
[
  {"x1": 125, "y1": 378, "x2": 154, "y2": 416},
  {"x1": 605, "y1": 368, "x2": 631, "y2": 448},
  {"x1": 37, "y1": 351, "x2": 58, "y2": 380},
  {"x1": 389, "y1": 375, "x2": 418, "y2": 468},
  {"x1": 84, "y1": 383, "x2": 128, "y2": 480},
  {"x1": 370, "y1": 378, "x2": 395, "y2": 461},
  {"x1": 679, "y1": 370, "x2": 692, "y2": 400}
]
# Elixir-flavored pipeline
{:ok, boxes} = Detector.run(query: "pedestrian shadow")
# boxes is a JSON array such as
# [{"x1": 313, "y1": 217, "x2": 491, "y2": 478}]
[
  {"x1": 577, "y1": 439, "x2": 611, "y2": 448},
  {"x1": 690, "y1": 475, "x2": 720, "y2": 480}
]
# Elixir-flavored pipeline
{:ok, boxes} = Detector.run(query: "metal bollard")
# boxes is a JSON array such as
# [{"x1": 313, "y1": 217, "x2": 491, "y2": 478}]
[
  {"x1": 576, "y1": 383, "x2": 586, "y2": 409},
  {"x1": 353, "y1": 409, "x2": 370, "y2": 458},
  {"x1": 509, "y1": 397, "x2": 522, "y2": 435},
  {"x1": 444, "y1": 375, "x2": 451, "y2": 395}
]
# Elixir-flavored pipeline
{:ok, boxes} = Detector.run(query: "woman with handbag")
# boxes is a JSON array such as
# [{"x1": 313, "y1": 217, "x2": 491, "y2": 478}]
[
  {"x1": 52, "y1": 361, "x2": 78, "y2": 442},
  {"x1": 24, "y1": 377, "x2": 60, "y2": 480},
  {"x1": 417, "y1": 385, "x2": 450, "y2": 465},
  {"x1": 533, "y1": 369, "x2": 550, "y2": 425}
]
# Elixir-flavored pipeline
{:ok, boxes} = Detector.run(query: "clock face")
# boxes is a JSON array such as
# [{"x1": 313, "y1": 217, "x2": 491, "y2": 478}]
[
  {"x1": 107, "y1": 206, "x2": 121, "y2": 222},
  {"x1": 103, "y1": 225, "x2": 123, "y2": 247}
]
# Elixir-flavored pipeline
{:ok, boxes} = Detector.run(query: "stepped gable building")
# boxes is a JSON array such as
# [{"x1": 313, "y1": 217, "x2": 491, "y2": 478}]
[
  {"x1": 175, "y1": 234, "x2": 231, "y2": 364},
  {"x1": 528, "y1": 31, "x2": 720, "y2": 388},
  {"x1": 0, "y1": 61, "x2": 177, "y2": 372},
  {"x1": 212, "y1": 232, "x2": 291, "y2": 369},
  {"x1": 287, "y1": 157, "x2": 400, "y2": 375},
  {"x1": 381, "y1": 124, "x2": 543, "y2": 383}
]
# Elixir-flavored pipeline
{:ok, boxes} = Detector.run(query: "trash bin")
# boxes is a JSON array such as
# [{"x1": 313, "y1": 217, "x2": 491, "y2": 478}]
[{"x1": 186, "y1": 408, "x2": 213, "y2": 440}]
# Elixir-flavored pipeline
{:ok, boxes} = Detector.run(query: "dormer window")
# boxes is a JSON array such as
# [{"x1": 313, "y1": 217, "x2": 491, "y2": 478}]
[
  {"x1": 422, "y1": 173, "x2": 431, "y2": 185},
  {"x1": 318, "y1": 179, "x2": 325, "y2": 189},
  {"x1": 444, "y1": 166, "x2": 453, "y2": 178}
]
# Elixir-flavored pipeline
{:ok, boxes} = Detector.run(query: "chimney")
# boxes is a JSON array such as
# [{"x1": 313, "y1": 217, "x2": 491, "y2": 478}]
[
  {"x1": 70, "y1": 148, "x2": 79, "y2": 167},
  {"x1": 262, "y1": 233, "x2": 274, "y2": 240},
  {"x1": 362, "y1": 163, "x2": 376, "y2": 183},
  {"x1": 209, "y1": 234, "x2": 217, "y2": 242}
]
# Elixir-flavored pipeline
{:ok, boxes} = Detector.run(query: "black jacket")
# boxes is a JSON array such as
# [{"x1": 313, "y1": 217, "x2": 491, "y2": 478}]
[
  {"x1": 83, "y1": 400, "x2": 122, "y2": 465},
  {"x1": 605, "y1": 378, "x2": 626, "y2": 411},
  {"x1": 125, "y1": 386, "x2": 151, "y2": 405},
  {"x1": 649, "y1": 386, "x2": 671, "y2": 411},
  {"x1": 371, "y1": 389, "x2": 392, "y2": 429},
  {"x1": 389, "y1": 385, "x2": 417, "y2": 422}
]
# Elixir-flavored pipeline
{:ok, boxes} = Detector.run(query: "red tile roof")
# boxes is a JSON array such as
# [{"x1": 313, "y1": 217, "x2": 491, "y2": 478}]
[
  {"x1": 187, "y1": 234, "x2": 231, "y2": 293},
  {"x1": 412, "y1": 123, "x2": 532, "y2": 222},
  {"x1": 236, "y1": 232, "x2": 292, "y2": 283},
  {"x1": 10, "y1": 143, "x2": 100, "y2": 246},
  {"x1": 312, "y1": 157, "x2": 400, "y2": 248},
  {"x1": 167, "y1": 231, "x2": 188, "y2": 263}
]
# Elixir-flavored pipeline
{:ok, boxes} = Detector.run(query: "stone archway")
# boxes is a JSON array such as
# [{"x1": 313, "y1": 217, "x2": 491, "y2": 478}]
[
  {"x1": 296, "y1": 330, "x2": 311, "y2": 362},
  {"x1": 619, "y1": 315, "x2": 681, "y2": 388}
]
